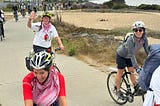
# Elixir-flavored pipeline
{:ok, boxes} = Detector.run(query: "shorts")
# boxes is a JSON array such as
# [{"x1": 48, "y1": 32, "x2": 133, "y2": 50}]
[
  {"x1": 33, "y1": 99, "x2": 59, "y2": 106},
  {"x1": 33, "y1": 45, "x2": 51, "y2": 53},
  {"x1": 116, "y1": 53, "x2": 133, "y2": 69}
]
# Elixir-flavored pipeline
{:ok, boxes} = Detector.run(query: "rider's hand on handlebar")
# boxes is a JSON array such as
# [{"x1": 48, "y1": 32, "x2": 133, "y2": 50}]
[
  {"x1": 59, "y1": 45, "x2": 64, "y2": 50},
  {"x1": 135, "y1": 67, "x2": 142, "y2": 74}
]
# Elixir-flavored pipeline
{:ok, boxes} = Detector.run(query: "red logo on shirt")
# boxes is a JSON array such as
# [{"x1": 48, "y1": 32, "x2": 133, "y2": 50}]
[{"x1": 44, "y1": 34, "x2": 48, "y2": 40}]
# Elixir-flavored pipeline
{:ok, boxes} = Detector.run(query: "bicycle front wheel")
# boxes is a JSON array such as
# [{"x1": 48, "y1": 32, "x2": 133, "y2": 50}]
[{"x1": 107, "y1": 71, "x2": 128, "y2": 105}]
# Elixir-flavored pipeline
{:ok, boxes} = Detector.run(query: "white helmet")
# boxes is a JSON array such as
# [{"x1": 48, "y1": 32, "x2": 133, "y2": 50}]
[
  {"x1": 132, "y1": 21, "x2": 145, "y2": 29},
  {"x1": 30, "y1": 51, "x2": 52, "y2": 70}
]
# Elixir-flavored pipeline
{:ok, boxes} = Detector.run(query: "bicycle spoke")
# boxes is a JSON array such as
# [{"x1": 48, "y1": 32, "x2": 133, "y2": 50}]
[{"x1": 107, "y1": 71, "x2": 128, "y2": 105}]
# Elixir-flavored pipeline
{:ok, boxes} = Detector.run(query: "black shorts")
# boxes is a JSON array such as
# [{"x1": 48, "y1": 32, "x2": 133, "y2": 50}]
[
  {"x1": 116, "y1": 53, "x2": 133, "y2": 69},
  {"x1": 33, "y1": 99, "x2": 59, "y2": 106},
  {"x1": 33, "y1": 45, "x2": 51, "y2": 53}
]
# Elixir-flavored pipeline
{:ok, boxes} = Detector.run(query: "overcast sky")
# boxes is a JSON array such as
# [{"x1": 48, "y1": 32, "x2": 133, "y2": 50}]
[{"x1": 89, "y1": 0, "x2": 160, "y2": 6}]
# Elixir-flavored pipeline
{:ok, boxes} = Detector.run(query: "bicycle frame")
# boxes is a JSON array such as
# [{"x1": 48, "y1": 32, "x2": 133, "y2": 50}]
[{"x1": 121, "y1": 68, "x2": 142, "y2": 103}]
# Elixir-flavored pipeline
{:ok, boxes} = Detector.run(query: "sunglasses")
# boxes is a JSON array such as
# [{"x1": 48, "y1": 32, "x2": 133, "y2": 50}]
[{"x1": 134, "y1": 29, "x2": 143, "y2": 32}]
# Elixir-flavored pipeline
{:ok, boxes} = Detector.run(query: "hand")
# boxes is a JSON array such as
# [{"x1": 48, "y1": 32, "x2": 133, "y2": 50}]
[
  {"x1": 136, "y1": 68, "x2": 142, "y2": 73},
  {"x1": 59, "y1": 45, "x2": 64, "y2": 50},
  {"x1": 29, "y1": 11, "x2": 36, "y2": 20}
]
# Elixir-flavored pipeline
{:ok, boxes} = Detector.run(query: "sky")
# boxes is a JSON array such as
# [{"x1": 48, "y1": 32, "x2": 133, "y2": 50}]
[{"x1": 89, "y1": 0, "x2": 160, "y2": 6}]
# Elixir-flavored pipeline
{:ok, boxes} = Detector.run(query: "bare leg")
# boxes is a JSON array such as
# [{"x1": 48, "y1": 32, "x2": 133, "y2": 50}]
[
  {"x1": 127, "y1": 67, "x2": 137, "y2": 86},
  {"x1": 116, "y1": 69, "x2": 124, "y2": 91}
]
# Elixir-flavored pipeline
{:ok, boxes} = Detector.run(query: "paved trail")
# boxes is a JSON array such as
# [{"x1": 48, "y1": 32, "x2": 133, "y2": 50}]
[{"x1": 0, "y1": 13, "x2": 143, "y2": 106}]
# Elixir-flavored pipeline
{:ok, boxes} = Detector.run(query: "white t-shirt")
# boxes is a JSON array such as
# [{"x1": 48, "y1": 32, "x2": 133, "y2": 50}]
[{"x1": 31, "y1": 22, "x2": 58, "y2": 48}]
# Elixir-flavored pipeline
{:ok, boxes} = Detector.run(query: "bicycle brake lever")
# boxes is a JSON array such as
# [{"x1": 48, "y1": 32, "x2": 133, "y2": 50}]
[{"x1": 55, "y1": 47, "x2": 61, "y2": 52}]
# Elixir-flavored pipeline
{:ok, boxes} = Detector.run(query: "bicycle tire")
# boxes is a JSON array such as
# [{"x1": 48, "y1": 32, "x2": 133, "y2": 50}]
[{"x1": 107, "y1": 71, "x2": 128, "y2": 105}]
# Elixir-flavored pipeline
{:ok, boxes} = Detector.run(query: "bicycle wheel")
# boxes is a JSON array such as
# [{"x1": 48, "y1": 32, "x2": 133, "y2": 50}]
[{"x1": 107, "y1": 71, "x2": 128, "y2": 105}]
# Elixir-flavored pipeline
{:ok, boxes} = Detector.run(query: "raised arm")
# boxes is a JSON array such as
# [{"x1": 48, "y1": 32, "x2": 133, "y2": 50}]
[
  {"x1": 27, "y1": 18, "x2": 32, "y2": 28},
  {"x1": 27, "y1": 11, "x2": 36, "y2": 28}
]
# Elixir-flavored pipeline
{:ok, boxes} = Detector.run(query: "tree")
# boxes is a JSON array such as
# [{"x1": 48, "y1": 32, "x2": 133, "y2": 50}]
[{"x1": 111, "y1": 0, "x2": 125, "y2": 4}]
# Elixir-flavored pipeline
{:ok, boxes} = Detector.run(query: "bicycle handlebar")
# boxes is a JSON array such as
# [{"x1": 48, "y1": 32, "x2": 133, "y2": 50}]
[
  {"x1": 50, "y1": 47, "x2": 61, "y2": 55},
  {"x1": 55, "y1": 47, "x2": 61, "y2": 52}
]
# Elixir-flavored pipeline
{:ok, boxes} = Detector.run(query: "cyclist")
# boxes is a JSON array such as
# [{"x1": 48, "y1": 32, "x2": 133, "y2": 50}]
[
  {"x1": 12, "y1": 4, "x2": 19, "y2": 22},
  {"x1": 27, "y1": 11, "x2": 64, "y2": 53},
  {"x1": 22, "y1": 51, "x2": 67, "y2": 106},
  {"x1": 115, "y1": 21, "x2": 149, "y2": 100},
  {"x1": 20, "y1": 2, "x2": 26, "y2": 18}
]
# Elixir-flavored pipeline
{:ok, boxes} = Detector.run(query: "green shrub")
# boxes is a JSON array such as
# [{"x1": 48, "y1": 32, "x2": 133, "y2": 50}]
[
  {"x1": 68, "y1": 46, "x2": 76, "y2": 56},
  {"x1": 2, "y1": 3, "x2": 13, "y2": 12},
  {"x1": 112, "y1": 4, "x2": 128, "y2": 9},
  {"x1": 137, "y1": 4, "x2": 160, "y2": 10}
]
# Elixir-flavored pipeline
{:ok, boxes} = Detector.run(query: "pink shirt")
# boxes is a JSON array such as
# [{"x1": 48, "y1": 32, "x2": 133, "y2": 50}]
[{"x1": 22, "y1": 72, "x2": 66, "y2": 100}]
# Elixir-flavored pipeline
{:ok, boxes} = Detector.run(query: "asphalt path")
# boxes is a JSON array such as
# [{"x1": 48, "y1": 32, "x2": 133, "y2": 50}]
[{"x1": 0, "y1": 13, "x2": 143, "y2": 106}]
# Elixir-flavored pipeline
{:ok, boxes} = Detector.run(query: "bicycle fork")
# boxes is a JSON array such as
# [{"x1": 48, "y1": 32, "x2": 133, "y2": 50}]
[{"x1": 123, "y1": 73, "x2": 134, "y2": 103}]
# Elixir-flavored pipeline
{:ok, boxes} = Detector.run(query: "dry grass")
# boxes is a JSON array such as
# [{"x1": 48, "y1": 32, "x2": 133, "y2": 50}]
[{"x1": 4, "y1": 14, "x2": 13, "y2": 21}]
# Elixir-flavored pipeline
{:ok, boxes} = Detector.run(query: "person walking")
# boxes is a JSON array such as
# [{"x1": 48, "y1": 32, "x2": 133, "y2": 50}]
[
  {"x1": 27, "y1": 11, "x2": 64, "y2": 53},
  {"x1": 22, "y1": 51, "x2": 67, "y2": 106},
  {"x1": 115, "y1": 21, "x2": 149, "y2": 100}
]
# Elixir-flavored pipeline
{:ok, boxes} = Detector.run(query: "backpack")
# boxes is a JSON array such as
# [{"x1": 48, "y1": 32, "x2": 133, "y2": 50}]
[
  {"x1": 123, "y1": 32, "x2": 134, "y2": 43},
  {"x1": 138, "y1": 44, "x2": 160, "y2": 91}
]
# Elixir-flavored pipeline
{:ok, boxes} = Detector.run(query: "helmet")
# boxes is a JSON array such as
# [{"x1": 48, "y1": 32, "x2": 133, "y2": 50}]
[
  {"x1": 42, "y1": 12, "x2": 52, "y2": 19},
  {"x1": 132, "y1": 21, "x2": 145, "y2": 29},
  {"x1": 30, "y1": 51, "x2": 52, "y2": 70}
]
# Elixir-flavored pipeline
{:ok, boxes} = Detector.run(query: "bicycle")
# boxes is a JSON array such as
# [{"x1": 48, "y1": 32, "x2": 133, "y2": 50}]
[
  {"x1": 50, "y1": 47, "x2": 61, "y2": 72},
  {"x1": 25, "y1": 47, "x2": 61, "y2": 72},
  {"x1": 106, "y1": 67, "x2": 145, "y2": 105}
]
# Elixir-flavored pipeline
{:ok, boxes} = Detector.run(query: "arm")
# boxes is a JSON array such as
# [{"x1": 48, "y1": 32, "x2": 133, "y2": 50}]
[
  {"x1": 126, "y1": 37, "x2": 138, "y2": 67},
  {"x1": 58, "y1": 96, "x2": 67, "y2": 106},
  {"x1": 55, "y1": 36, "x2": 64, "y2": 50},
  {"x1": 58, "y1": 73, "x2": 67, "y2": 106},
  {"x1": 27, "y1": 11, "x2": 36, "y2": 28},
  {"x1": 27, "y1": 18, "x2": 32, "y2": 28},
  {"x1": 143, "y1": 36, "x2": 149, "y2": 55},
  {"x1": 22, "y1": 73, "x2": 34, "y2": 106},
  {"x1": 24, "y1": 100, "x2": 33, "y2": 106}
]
